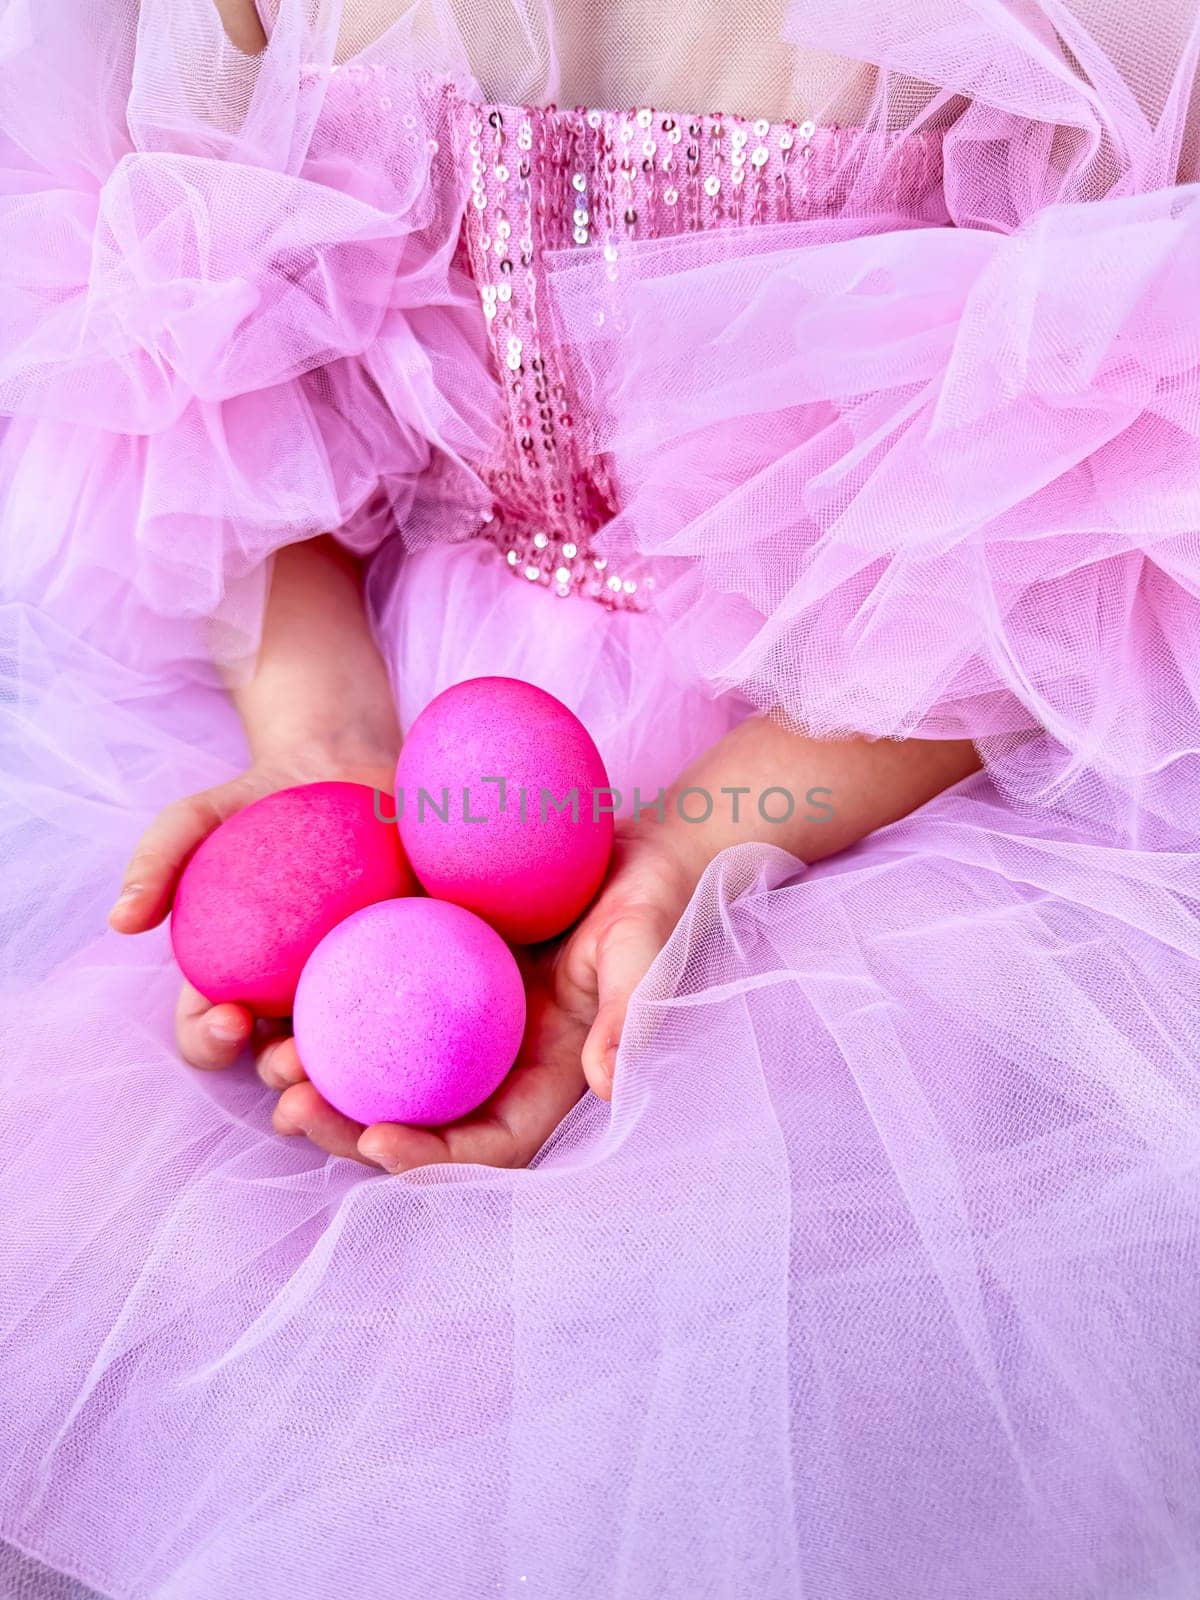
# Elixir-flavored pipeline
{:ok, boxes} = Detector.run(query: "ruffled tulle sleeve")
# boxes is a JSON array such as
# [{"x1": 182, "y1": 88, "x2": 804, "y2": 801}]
[
  {"x1": 0, "y1": 0, "x2": 497, "y2": 672},
  {"x1": 545, "y1": 0, "x2": 1200, "y2": 826}
]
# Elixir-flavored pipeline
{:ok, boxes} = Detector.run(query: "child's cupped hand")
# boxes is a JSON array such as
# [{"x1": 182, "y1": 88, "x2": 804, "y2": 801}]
[
  {"x1": 113, "y1": 759, "x2": 695, "y2": 1171},
  {"x1": 109, "y1": 748, "x2": 398, "y2": 1084},
  {"x1": 271, "y1": 823, "x2": 696, "y2": 1173}
]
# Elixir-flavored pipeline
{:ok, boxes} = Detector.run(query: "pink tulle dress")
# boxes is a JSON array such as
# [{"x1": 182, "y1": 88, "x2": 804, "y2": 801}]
[{"x1": 3, "y1": 1, "x2": 1200, "y2": 1596}]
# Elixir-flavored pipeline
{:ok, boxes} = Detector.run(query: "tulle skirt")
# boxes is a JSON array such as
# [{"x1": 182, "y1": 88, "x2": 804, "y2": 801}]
[
  {"x1": 5, "y1": 0, "x2": 1200, "y2": 1591},
  {"x1": 3, "y1": 544, "x2": 1200, "y2": 1599}
]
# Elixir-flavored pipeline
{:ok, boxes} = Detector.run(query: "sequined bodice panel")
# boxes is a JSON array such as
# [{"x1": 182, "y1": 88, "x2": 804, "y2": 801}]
[{"x1": 450, "y1": 96, "x2": 945, "y2": 607}]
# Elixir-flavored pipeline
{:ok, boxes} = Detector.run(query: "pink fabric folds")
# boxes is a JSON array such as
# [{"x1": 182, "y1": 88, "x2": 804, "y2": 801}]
[
  {"x1": 0, "y1": 3, "x2": 496, "y2": 672},
  {"x1": 546, "y1": 2, "x2": 1200, "y2": 841},
  {"x1": 546, "y1": 189, "x2": 1200, "y2": 798},
  {"x1": 3, "y1": 3, "x2": 1200, "y2": 1599}
]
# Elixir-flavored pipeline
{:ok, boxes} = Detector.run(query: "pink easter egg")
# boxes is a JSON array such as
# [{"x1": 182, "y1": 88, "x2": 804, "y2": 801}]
[
  {"x1": 395, "y1": 677, "x2": 614, "y2": 944},
  {"x1": 171, "y1": 781, "x2": 413, "y2": 1017},
  {"x1": 293, "y1": 897, "x2": 526, "y2": 1127}
]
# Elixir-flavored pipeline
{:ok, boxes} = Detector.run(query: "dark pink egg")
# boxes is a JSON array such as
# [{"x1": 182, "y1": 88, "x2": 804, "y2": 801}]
[
  {"x1": 395, "y1": 677, "x2": 614, "y2": 944},
  {"x1": 294, "y1": 897, "x2": 526, "y2": 1126},
  {"x1": 171, "y1": 781, "x2": 413, "y2": 1017}
]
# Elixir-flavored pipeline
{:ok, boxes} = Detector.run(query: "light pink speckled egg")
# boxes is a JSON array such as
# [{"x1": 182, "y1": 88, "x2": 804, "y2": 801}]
[
  {"x1": 395, "y1": 677, "x2": 614, "y2": 944},
  {"x1": 171, "y1": 782, "x2": 413, "y2": 1018},
  {"x1": 293, "y1": 897, "x2": 526, "y2": 1127}
]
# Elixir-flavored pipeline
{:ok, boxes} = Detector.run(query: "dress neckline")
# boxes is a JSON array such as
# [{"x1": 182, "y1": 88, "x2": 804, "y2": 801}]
[{"x1": 308, "y1": 62, "x2": 880, "y2": 141}]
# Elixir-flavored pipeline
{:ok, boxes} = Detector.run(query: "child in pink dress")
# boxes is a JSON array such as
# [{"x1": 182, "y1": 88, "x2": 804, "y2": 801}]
[{"x1": 2, "y1": 1, "x2": 1199, "y2": 1595}]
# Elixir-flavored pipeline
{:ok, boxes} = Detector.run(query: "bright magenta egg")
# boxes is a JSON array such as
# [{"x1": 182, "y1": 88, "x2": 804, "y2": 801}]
[
  {"x1": 395, "y1": 677, "x2": 613, "y2": 944},
  {"x1": 171, "y1": 781, "x2": 413, "y2": 1017},
  {"x1": 294, "y1": 898, "x2": 526, "y2": 1126}
]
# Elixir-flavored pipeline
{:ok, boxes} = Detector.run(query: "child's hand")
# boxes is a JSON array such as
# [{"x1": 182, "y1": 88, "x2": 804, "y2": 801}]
[
  {"x1": 554, "y1": 824, "x2": 696, "y2": 1101},
  {"x1": 277, "y1": 823, "x2": 696, "y2": 1173},
  {"x1": 357, "y1": 711, "x2": 981, "y2": 1148},
  {"x1": 110, "y1": 747, "x2": 397, "y2": 1079}
]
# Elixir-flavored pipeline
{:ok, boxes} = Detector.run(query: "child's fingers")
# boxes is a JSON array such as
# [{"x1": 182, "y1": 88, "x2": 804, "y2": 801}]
[
  {"x1": 357, "y1": 1122, "x2": 451, "y2": 1174},
  {"x1": 272, "y1": 1082, "x2": 373, "y2": 1164},
  {"x1": 110, "y1": 793, "x2": 226, "y2": 933},
  {"x1": 580, "y1": 910, "x2": 668, "y2": 1100},
  {"x1": 361, "y1": 1111, "x2": 527, "y2": 1174},
  {"x1": 175, "y1": 982, "x2": 253, "y2": 1070},
  {"x1": 358, "y1": 1018, "x2": 587, "y2": 1174},
  {"x1": 255, "y1": 1034, "x2": 308, "y2": 1091}
]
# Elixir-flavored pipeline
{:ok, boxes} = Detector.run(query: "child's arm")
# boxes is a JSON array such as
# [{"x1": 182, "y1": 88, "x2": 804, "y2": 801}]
[
  {"x1": 212, "y1": 0, "x2": 266, "y2": 53},
  {"x1": 110, "y1": 536, "x2": 400, "y2": 1075}
]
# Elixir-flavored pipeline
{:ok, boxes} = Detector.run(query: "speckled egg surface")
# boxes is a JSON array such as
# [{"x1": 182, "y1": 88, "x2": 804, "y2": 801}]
[
  {"x1": 171, "y1": 781, "x2": 413, "y2": 1017},
  {"x1": 292, "y1": 897, "x2": 527, "y2": 1127},
  {"x1": 395, "y1": 676, "x2": 613, "y2": 944}
]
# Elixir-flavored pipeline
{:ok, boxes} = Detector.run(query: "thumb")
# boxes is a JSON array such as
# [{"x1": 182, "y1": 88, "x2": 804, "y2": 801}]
[
  {"x1": 109, "y1": 779, "x2": 246, "y2": 934},
  {"x1": 581, "y1": 910, "x2": 666, "y2": 1100}
]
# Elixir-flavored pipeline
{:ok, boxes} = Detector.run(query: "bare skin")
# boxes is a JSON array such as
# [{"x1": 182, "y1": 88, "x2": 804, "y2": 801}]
[
  {"x1": 112, "y1": 537, "x2": 979, "y2": 1172},
  {"x1": 201, "y1": 0, "x2": 879, "y2": 127}
]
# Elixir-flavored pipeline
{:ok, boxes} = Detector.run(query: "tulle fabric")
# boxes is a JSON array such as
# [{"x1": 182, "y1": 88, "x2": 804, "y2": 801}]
[
  {"x1": 546, "y1": 0, "x2": 1200, "y2": 816},
  {"x1": 4, "y1": 1, "x2": 1200, "y2": 1597},
  {"x1": 0, "y1": 0, "x2": 495, "y2": 673},
  {"x1": 5, "y1": 580, "x2": 1200, "y2": 1600},
  {"x1": 546, "y1": 188, "x2": 1200, "y2": 820}
]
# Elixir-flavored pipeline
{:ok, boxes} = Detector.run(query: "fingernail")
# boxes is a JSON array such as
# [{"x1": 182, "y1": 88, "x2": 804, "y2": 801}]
[
  {"x1": 257, "y1": 1043, "x2": 282, "y2": 1083},
  {"x1": 262, "y1": 1046, "x2": 302, "y2": 1087},
  {"x1": 272, "y1": 1103, "x2": 311, "y2": 1138},
  {"x1": 601, "y1": 1044, "x2": 618, "y2": 1090},
  {"x1": 358, "y1": 1136, "x2": 393, "y2": 1171},
  {"x1": 108, "y1": 885, "x2": 143, "y2": 918},
  {"x1": 210, "y1": 1017, "x2": 247, "y2": 1043}
]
